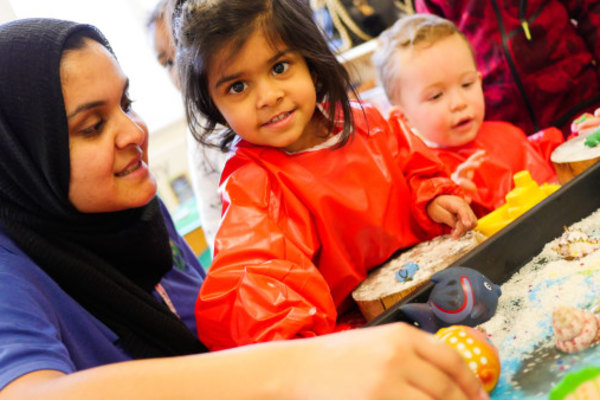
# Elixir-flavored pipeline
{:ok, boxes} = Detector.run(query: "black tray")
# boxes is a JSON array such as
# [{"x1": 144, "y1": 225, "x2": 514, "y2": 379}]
[{"x1": 368, "y1": 160, "x2": 600, "y2": 327}]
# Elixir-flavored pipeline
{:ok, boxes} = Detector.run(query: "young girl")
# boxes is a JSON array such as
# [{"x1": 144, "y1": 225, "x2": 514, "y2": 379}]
[
  {"x1": 0, "y1": 18, "x2": 487, "y2": 400},
  {"x1": 175, "y1": 0, "x2": 477, "y2": 350}
]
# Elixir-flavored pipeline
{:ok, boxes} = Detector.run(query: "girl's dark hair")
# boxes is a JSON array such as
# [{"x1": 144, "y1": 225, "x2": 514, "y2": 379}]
[{"x1": 175, "y1": 0, "x2": 355, "y2": 152}]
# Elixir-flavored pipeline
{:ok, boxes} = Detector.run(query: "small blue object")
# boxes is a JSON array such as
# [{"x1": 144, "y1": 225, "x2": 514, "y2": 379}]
[
  {"x1": 395, "y1": 262, "x2": 420, "y2": 282},
  {"x1": 399, "y1": 266, "x2": 502, "y2": 333}
]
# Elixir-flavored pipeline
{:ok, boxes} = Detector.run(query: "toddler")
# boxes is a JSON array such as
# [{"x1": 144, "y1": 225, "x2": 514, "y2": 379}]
[{"x1": 373, "y1": 14, "x2": 563, "y2": 216}]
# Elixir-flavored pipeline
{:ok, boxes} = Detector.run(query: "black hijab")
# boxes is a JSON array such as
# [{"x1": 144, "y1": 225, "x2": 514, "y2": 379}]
[{"x1": 0, "y1": 18, "x2": 207, "y2": 358}]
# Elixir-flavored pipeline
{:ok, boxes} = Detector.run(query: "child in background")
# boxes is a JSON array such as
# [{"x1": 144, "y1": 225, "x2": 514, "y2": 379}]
[
  {"x1": 373, "y1": 14, "x2": 563, "y2": 217},
  {"x1": 173, "y1": 0, "x2": 477, "y2": 350},
  {"x1": 147, "y1": 0, "x2": 228, "y2": 256}
]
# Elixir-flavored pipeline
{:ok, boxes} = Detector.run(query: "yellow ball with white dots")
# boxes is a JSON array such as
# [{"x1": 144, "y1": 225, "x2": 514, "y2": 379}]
[{"x1": 435, "y1": 325, "x2": 501, "y2": 393}]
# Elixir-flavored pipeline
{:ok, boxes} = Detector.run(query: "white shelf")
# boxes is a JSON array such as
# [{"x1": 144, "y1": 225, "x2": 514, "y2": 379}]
[{"x1": 336, "y1": 39, "x2": 379, "y2": 64}]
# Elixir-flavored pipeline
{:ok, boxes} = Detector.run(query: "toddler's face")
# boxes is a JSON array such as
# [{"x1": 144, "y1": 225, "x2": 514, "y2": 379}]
[{"x1": 394, "y1": 34, "x2": 484, "y2": 148}]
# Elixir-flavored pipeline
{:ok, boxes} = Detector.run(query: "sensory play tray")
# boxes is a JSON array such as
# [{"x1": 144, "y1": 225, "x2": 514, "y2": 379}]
[{"x1": 369, "y1": 161, "x2": 600, "y2": 399}]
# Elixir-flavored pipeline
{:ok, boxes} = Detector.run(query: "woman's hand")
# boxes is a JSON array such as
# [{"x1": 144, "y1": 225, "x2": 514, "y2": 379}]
[
  {"x1": 426, "y1": 195, "x2": 477, "y2": 238},
  {"x1": 289, "y1": 323, "x2": 490, "y2": 400}
]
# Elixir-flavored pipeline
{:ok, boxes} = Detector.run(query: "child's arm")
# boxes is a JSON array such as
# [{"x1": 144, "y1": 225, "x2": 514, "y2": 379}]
[
  {"x1": 390, "y1": 115, "x2": 476, "y2": 238},
  {"x1": 195, "y1": 164, "x2": 336, "y2": 350}
]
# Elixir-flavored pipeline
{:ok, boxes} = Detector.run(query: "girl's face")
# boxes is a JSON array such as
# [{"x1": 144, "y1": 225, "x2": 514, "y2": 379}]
[
  {"x1": 395, "y1": 34, "x2": 485, "y2": 148},
  {"x1": 61, "y1": 39, "x2": 157, "y2": 213},
  {"x1": 207, "y1": 29, "x2": 323, "y2": 153}
]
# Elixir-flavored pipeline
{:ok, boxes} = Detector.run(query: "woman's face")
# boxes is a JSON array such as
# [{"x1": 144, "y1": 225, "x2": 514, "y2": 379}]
[{"x1": 61, "y1": 38, "x2": 157, "y2": 213}]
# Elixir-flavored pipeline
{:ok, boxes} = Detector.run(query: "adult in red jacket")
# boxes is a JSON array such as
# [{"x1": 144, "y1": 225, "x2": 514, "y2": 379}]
[
  {"x1": 195, "y1": 103, "x2": 467, "y2": 350},
  {"x1": 415, "y1": 0, "x2": 600, "y2": 138},
  {"x1": 389, "y1": 111, "x2": 562, "y2": 217}
]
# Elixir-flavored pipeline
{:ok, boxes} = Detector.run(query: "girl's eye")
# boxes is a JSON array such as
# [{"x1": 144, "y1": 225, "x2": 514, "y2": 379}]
[
  {"x1": 81, "y1": 119, "x2": 105, "y2": 136},
  {"x1": 228, "y1": 81, "x2": 247, "y2": 94},
  {"x1": 462, "y1": 81, "x2": 474, "y2": 88},
  {"x1": 272, "y1": 61, "x2": 290, "y2": 75}
]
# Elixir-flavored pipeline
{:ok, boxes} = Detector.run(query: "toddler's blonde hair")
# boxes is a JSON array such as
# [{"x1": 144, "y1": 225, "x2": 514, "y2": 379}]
[{"x1": 372, "y1": 13, "x2": 475, "y2": 105}]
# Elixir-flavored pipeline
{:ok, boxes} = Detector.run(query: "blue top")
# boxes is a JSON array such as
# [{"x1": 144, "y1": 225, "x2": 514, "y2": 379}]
[{"x1": 0, "y1": 202, "x2": 205, "y2": 390}]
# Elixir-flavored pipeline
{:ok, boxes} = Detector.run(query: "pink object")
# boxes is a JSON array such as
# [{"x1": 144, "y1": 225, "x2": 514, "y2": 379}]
[{"x1": 553, "y1": 306, "x2": 600, "y2": 353}]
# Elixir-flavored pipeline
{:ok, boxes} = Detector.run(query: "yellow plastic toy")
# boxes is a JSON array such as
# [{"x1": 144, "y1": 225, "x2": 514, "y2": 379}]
[{"x1": 475, "y1": 170, "x2": 560, "y2": 237}]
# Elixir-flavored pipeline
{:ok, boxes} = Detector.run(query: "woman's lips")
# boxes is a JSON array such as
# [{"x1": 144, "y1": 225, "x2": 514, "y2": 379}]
[{"x1": 115, "y1": 160, "x2": 142, "y2": 177}]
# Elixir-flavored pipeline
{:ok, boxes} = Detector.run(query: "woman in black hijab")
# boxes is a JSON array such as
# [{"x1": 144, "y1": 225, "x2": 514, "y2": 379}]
[{"x1": 0, "y1": 18, "x2": 486, "y2": 400}]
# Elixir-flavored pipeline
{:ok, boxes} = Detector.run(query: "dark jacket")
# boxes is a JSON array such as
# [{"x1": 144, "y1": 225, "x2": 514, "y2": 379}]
[{"x1": 415, "y1": 0, "x2": 600, "y2": 137}]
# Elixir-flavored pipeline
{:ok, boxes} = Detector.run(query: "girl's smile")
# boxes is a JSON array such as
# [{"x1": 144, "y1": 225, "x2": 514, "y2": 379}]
[{"x1": 261, "y1": 109, "x2": 295, "y2": 128}]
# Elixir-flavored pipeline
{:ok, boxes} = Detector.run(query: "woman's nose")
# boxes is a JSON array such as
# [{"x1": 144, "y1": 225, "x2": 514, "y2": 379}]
[{"x1": 115, "y1": 111, "x2": 147, "y2": 149}]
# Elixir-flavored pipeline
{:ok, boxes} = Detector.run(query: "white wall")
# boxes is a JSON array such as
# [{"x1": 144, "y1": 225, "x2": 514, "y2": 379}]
[
  {"x1": 0, "y1": 0, "x2": 16, "y2": 22},
  {"x1": 148, "y1": 119, "x2": 190, "y2": 211}
]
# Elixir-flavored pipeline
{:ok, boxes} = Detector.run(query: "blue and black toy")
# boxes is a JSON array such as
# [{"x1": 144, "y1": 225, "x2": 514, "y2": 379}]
[{"x1": 399, "y1": 266, "x2": 502, "y2": 333}]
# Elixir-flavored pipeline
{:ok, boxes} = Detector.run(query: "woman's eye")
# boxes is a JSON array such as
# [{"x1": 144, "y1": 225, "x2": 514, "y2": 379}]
[
  {"x1": 81, "y1": 119, "x2": 105, "y2": 136},
  {"x1": 122, "y1": 94, "x2": 135, "y2": 113},
  {"x1": 462, "y1": 81, "x2": 474, "y2": 88},
  {"x1": 272, "y1": 61, "x2": 290, "y2": 75},
  {"x1": 228, "y1": 81, "x2": 247, "y2": 94}
]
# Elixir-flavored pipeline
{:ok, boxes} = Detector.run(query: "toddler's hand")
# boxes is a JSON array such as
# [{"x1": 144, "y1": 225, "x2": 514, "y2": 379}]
[
  {"x1": 427, "y1": 194, "x2": 477, "y2": 238},
  {"x1": 451, "y1": 149, "x2": 486, "y2": 193}
]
